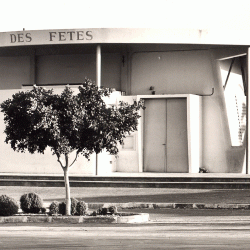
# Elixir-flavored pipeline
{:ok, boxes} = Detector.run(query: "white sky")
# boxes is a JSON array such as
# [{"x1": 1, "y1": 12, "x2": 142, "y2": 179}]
[{"x1": 1, "y1": 0, "x2": 250, "y2": 32}]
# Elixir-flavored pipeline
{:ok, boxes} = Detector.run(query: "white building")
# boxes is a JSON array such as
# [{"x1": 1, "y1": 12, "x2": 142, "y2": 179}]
[{"x1": 0, "y1": 28, "x2": 249, "y2": 175}]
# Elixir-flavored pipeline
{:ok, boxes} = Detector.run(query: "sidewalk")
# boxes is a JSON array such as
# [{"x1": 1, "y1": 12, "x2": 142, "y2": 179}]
[{"x1": 1, "y1": 186, "x2": 250, "y2": 209}]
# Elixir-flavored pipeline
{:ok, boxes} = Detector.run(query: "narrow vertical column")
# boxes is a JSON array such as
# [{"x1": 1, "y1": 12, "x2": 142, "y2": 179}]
[
  {"x1": 247, "y1": 48, "x2": 250, "y2": 174},
  {"x1": 30, "y1": 49, "x2": 36, "y2": 85},
  {"x1": 95, "y1": 45, "x2": 101, "y2": 175},
  {"x1": 96, "y1": 45, "x2": 101, "y2": 88}
]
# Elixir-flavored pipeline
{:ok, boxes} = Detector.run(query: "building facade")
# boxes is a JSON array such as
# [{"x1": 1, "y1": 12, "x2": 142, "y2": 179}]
[{"x1": 0, "y1": 28, "x2": 248, "y2": 175}]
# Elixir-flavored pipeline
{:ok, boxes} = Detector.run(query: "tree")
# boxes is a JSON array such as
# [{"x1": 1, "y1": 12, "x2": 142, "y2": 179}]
[{"x1": 0, "y1": 79, "x2": 144, "y2": 215}]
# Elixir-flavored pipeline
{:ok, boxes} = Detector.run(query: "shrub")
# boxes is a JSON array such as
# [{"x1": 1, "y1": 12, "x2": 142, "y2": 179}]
[
  {"x1": 71, "y1": 198, "x2": 78, "y2": 215},
  {"x1": 91, "y1": 211, "x2": 97, "y2": 216},
  {"x1": 20, "y1": 193, "x2": 43, "y2": 214},
  {"x1": 49, "y1": 201, "x2": 60, "y2": 215},
  {"x1": 59, "y1": 198, "x2": 79, "y2": 215},
  {"x1": 76, "y1": 201, "x2": 88, "y2": 215},
  {"x1": 91, "y1": 206, "x2": 118, "y2": 216},
  {"x1": 99, "y1": 207, "x2": 108, "y2": 215},
  {"x1": 108, "y1": 206, "x2": 118, "y2": 215},
  {"x1": 0, "y1": 195, "x2": 19, "y2": 216},
  {"x1": 40, "y1": 207, "x2": 46, "y2": 213},
  {"x1": 59, "y1": 201, "x2": 66, "y2": 215}
]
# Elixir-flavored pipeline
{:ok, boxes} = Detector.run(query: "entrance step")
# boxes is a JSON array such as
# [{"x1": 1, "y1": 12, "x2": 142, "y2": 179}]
[{"x1": 1, "y1": 175, "x2": 250, "y2": 189}]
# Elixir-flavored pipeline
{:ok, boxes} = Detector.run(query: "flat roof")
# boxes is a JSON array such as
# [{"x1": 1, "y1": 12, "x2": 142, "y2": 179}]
[{"x1": 0, "y1": 28, "x2": 250, "y2": 47}]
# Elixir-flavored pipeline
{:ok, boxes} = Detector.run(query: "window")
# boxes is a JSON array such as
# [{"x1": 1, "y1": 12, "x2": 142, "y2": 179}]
[{"x1": 220, "y1": 57, "x2": 246, "y2": 146}]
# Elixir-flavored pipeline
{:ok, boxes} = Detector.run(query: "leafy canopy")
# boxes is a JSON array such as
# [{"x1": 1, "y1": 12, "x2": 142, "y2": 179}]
[{"x1": 0, "y1": 79, "x2": 144, "y2": 160}]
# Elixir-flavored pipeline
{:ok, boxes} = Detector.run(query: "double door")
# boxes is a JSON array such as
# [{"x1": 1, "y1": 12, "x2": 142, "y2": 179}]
[{"x1": 143, "y1": 98, "x2": 188, "y2": 172}]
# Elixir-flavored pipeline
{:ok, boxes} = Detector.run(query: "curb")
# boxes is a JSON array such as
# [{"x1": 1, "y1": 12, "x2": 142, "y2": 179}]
[
  {"x1": 0, "y1": 213, "x2": 150, "y2": 224},
  {"x1": 85, "y1": 202, "x2": 250, "y2": 210}
]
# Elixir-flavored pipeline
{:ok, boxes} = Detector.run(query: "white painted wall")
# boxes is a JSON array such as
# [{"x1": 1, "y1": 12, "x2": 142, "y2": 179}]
[{"x1": 115, "y1": 96, "x2": 140, "y2": 172}]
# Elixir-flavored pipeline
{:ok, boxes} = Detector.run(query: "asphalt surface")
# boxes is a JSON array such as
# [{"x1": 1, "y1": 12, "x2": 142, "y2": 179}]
[
  {"x1": 1, "y1": 223, "x2": 250, "y2": 249},
  {"x1": 0, "y1": 186, "x2": 250, "y2": 204},
  {"x1": 1, "y1": 186, "x2": 250, "y2": 249},
  {"x1": 121, "y1": 208, "x2": 250, "y2": 223}
]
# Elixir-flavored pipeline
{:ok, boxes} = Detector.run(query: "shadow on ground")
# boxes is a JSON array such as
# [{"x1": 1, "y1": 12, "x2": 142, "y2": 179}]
[
  {"x1": 44, "y1": 190, "x2": 250, "y2": 204},
  {"x1": 1, "y1": 186, "x2": 250, "y2": 204}
]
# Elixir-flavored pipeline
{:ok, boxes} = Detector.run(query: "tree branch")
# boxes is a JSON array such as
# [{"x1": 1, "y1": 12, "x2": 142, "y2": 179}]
[
  {"x1": 56, "y1": 153, "x2": 64, "y2": 169},
  {"x1": 69, "y1": 151, "x2": 79, "y2": 168}
]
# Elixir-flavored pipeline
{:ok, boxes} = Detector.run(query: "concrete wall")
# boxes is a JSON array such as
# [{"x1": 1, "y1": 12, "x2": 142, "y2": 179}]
[
  {"x1": 37, "y1": 53, "x2": 121, "y2": 89},
  {"x1": 0, "y1": 56, "x2": 30, "y2": 89},
  {"x1": 130, "y1": 49, "x2": 247, "y2": 173},
  {"x1": 0, "y1": 47, "x2": 248, "y2": 174},
  {"x1": 130, "y1": 50, "x2": 213, "y2": 95},
  {"x1": 202, "y1": 52, "x2": 246, "y2": 173},
  {"x1": 115, "y1": 96, "x2": 140, "y2": 172}
]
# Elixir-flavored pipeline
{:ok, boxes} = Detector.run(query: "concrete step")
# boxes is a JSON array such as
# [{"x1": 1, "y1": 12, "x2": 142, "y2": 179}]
[
  {"x1": 1, "y1": 175, "x2": 250, "y2": 182},
  {"x1": 1, "y1": 175, "x2": 250, "y2": 188}
]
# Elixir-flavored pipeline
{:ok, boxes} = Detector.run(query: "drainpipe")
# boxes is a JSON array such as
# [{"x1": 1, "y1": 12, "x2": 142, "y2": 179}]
[
  {"x1": 95, "y1": 45, "x2": 101, "y2": 175},
  {"x1": 247, "y1": 47, "x2": 250, "y2": 174}
]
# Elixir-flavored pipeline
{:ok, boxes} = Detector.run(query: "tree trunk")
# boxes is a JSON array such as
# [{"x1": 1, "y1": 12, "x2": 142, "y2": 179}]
[{"x1": 63, "y1": 155, "x2": 71, "y2": 215}]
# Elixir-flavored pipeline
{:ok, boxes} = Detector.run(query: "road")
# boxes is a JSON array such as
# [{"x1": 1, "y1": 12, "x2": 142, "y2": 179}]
[
  {"x1": 1, "y1": 220, "x2": 250, "y2": 249},
  {"x1": 1, "y1": 209, "x2": 250, "y2": 249}
]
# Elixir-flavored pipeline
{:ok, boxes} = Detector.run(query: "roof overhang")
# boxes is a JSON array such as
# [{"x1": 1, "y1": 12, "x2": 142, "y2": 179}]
[{"x1": 1, "y1": 28, "x2": 250, "y2": 47}]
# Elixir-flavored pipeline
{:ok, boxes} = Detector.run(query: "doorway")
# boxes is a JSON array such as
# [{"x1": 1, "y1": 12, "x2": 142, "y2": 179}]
[{"x1": 143, "y1": 98, "x2": 188, "y2": 173}]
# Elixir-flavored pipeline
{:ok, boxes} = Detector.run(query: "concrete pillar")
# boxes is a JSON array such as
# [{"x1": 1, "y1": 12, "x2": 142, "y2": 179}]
[
  {"x1": 95, "y1": 45, "x2": 101, "y2": 175},
  {"x1": 96, "y1": 45, "x2": 101, "y2": 88},
  {"x1": 29, "y1": 49, "x2": 36, "y2": 85}
]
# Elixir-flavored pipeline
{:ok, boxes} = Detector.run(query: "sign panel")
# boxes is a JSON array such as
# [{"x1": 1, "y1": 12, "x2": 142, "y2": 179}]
[{"x1": 0, "y1": 28, "x2": 250, "y2": 47}]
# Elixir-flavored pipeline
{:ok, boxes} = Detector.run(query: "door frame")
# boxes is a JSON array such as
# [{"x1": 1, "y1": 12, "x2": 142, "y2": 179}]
[{"x1": 136, "y1": 94, "x2": 202, "y2": 173}]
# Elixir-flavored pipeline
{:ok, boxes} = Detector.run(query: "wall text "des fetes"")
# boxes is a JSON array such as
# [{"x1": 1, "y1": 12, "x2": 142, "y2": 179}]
[
  {"x1": 10, "y1": 30, "x2": 93, "y2": 44},
  {"x1": 10, "y1": 33, "x2": 32, "y2": 43},
  {"x1": 49, "y1": 31, "x2": 93, "y2": 41}
]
